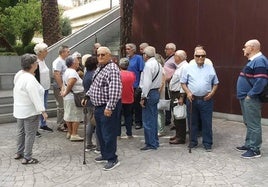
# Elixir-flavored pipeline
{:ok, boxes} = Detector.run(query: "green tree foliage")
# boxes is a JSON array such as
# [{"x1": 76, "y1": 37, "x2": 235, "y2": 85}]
[
  {"x1": 0, "y1": 0, "x2": 41, "y2": 47},
  {"x1": 60, "y1": 17, "x2": 72, "y2": 36}
]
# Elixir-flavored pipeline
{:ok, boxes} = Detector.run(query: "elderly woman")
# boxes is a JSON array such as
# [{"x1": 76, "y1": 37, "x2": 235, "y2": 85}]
[
  {"x1": 34, "y1": 43, "x2": 52, "y2": 134},
  {"x1": 61, "y1": 55, "x2": 84, "y2": 141},
  {"x1": 13, "y1": 54, "x2": 48, "y2": 164}
]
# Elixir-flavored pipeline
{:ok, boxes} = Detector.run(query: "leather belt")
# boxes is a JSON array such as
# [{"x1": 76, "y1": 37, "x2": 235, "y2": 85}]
[{"x1": 193, "y1": 95, "x2": 205, "y2": 100}]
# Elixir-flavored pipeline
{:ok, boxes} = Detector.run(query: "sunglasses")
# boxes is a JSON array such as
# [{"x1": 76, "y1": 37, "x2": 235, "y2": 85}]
[
  {"x1": 97, "y1": 53, "x2": 106, "y2": 57},
  {"x1": 195, "y1": 55, "x2": 206, "y2": 58}
]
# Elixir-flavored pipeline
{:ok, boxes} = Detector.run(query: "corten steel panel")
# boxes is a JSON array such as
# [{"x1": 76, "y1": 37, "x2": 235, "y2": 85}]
[{"x1": 131, "y1": 0, "x2": 268, "y2": 117}]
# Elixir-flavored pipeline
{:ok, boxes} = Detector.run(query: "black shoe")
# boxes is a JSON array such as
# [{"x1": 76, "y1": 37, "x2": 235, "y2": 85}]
[
  {"x1": 140, "y1": 146, "x2": 157, "y2": 151},
  {"x1": 204, "y1": 146, "x2": 212, "y2": 152},
  {"x1": 235, "y1": 145, "x2": 248, "y2": 152},
  {"x1": 135, "y1": 124, "x2": 142, "y2": 130},
  {"x1": 40, "y1": 126, "x2": 53, "y2": 132},
  {"x1": 103, "y1": 159, "x2": 120, "y2": 171},
  {"x1": 188, "y1": 143, "x2": 198, "y2": 148},
  {"x1": 94, "y1": 156, "x2": 107, "y2": 163},
  {"x1": 36, "y1": 131, "x2": 41, "y2": 137}
]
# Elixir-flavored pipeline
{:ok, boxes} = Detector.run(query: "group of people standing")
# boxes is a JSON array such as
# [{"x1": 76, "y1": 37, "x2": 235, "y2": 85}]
[{"x1": 12, "y1": 38, "x2": 268, "y2": 170}]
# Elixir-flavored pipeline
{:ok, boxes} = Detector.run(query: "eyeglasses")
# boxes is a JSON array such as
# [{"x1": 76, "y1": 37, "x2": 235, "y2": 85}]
[
  {"x1": 97, "y1": 53, "x2": 106, "y2": 57},
  {"x1": 195, "y1": 55, "x2": 206, "y2": 58}
]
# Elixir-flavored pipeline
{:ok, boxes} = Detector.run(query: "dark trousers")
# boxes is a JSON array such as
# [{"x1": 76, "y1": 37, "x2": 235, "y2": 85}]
[
  {"x1": 134, "y1": 88, "x2": 142, "y2": 125},
  {"x1": 120, "y1": 103, "x2": 133, "y2": 136},
  {"x1": 95, "y1": 101, "x2": 121, "y2": 162}
]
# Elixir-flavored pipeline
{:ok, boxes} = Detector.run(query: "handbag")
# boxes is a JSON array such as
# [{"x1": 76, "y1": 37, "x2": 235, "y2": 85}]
[
  {"x1": 173, "y1": 104, "x2": 186, "y2": 119},
  {"x1": 73, "y1": 92, "x2": 85, "y2": 107},
  {"x1": 157, "y1": 99, "x2": 171, "y2": 111}
]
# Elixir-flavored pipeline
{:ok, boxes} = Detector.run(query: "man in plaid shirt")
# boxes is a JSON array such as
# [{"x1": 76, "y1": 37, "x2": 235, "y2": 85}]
[{"x1": 87, "y1": 47, "x2": 122, "y2": 171}]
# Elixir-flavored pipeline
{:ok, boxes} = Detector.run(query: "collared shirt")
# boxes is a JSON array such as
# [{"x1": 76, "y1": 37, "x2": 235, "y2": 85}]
[
  {"x1": 180, "y1": 62, "x2": 219, "y2": 96},
  {"x1": 169, "y1": 60, "x2": 188, "y2": 92},
  {"x1": 127, "y1": 54, "x2": 144, "y2": 88},
  {"x1": 140, "y1": 57, "x2": 163, "y2": 98},
  {"x1": 88, "y1": 62, "x2": 122, "y2": 110},
  {"x1": 164, "y1": 55, "x2": 176, "y2": 80}
]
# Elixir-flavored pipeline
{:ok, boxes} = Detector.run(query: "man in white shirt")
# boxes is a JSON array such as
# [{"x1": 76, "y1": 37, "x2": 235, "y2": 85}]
[
  {"x1": 140, "y1": 46, "x2": 163, "y2": 151},
  {"x1": 52, "y1": 45, "x2": 70, "y2": 131}
]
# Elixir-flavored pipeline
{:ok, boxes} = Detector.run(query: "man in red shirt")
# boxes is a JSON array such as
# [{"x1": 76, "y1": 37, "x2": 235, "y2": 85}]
[{"x1": 119, "y1": 58, "x2": 136, "y2": 138}]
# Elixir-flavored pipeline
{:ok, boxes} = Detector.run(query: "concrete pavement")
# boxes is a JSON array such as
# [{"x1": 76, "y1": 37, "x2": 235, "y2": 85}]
[{"x1": 1, "y1": 118, "x2": 268, "y2": 187}]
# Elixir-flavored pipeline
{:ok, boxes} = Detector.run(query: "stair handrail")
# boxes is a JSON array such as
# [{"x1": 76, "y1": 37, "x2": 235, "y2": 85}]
[
  {"x1": 47, "y1": 6, "x2": 120, "y2": 52},
  {"x1": 69, "y1": 16, "x2": 121, "y2": 50}
]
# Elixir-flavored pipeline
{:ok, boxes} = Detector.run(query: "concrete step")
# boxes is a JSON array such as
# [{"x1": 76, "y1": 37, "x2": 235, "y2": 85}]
[
  {"x1": 0, "y1": 108, "x2": 57, "y2": 124},
  {"x1": 0, "y1": 100, "x2": 57, "y2": 114},
  {"x1": 0, "y1": 89, "x2": 57, "y2": 124}
]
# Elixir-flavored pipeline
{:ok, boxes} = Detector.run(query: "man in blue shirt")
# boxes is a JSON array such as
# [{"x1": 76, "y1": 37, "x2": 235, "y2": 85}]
[
  {"x1": 236, "y1": 39, "x2": 268, "y2": 158},
  {"x1": 181, "y1": 48, "x2": 219, "y2": 152},
  {"x1": 126, "y1": 43, "x2": 144, "y2": 129}
]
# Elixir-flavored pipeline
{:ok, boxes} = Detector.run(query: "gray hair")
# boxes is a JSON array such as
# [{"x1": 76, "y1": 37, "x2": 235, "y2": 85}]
[
  {"x1": 65, "y1": 55, "x2": 75, "y2": 68},
  {"x1": 155, "y1": 53, "x2": 165, "y2": 66},
  {"x1": 144, "y1": 46, "x2": 156, "y2": 58},
  {"x1": 21, "y1": 53, "x2": 37, "y2": 71},
  {"x1": 126, "y1": 43, "x2": 137, "y2": 52},
  {"x1": 34, "y1": 43, "x2": 48, "y2": 55},
  {"x1": 246, "y1": 39, "x2": 261, "y2": 51},
  {"x1": 165, "y1": 43, "x2": 176, "y2": 51},
  {"x1": 58, "y1": 45, "x2": 69, "y2": 55},
  {"x1": 139, "y1": 42, "x2": 149, "y2": 49},
  {"x1": 119, "y1": 57, "x2": 129, "y2": 70},
  {"x1": 97, "y1": 46, "x2": 112, "y2": 54},
  {"x1": 175, "y1": 50, "x2": 187, "y2": 61}
]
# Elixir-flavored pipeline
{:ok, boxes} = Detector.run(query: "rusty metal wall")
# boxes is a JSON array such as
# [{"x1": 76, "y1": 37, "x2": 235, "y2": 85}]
[{"x1": 130, "y1": 0, "x2": 268, "y2": 117}]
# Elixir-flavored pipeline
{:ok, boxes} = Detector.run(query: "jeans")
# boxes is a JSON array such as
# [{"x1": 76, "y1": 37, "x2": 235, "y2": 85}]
[
  {"x1": 16, "y1": 115, "x2": 39, "y2": 160},
  {"x1": 187, "y1": 98, "x2": 213, "y2": 148},
  {"x1": 40, "y1": 90, "x2": 48, "y2": 127},
  {"x1": 120, "y1": 103, "x2": 133, "y2": 136},
  {"x1": 142, "y1": 89, "x2": 160, "y2": 148},
  {"x1": 240, "y1": 98, "x2": 262, "y2": 152},
  {"x1": 94, "y1": 101, "x2": 121, "y2": 162}
]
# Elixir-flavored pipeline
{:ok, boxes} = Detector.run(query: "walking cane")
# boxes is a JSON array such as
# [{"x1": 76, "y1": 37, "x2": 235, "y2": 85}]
[
  {"x1": 83, "y1": 107, "x2": 88, "y2": 165},
  {"x1": 188, "y1": 100, "x2": 192, "y2": 153}
]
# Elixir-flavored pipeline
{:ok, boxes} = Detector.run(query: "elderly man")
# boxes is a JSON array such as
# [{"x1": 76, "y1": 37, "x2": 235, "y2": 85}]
[
  {"x1": 236, "y1": 39, "x2": 268, "y2": 158},
  {"x1": 169, "y1": 50, "x2": 188, "y2": 144},
  {"x1": 87, "y1": 47, "x2": 122, "y2": 171},
  {"x1": 139, "y1": 42, "x2": 149, "y2": 54},
  {"x1": 181, "y1": 47, "x2": 219, "y2": 151},
  {"x1": 126, "y1": 43, "x2": 144, "y2": 129},
  {"x1": 164, "y1": 43, "x2": 177, "y2": 127},
  {"x1": 140, "y1": 46, "x2": 163, "y2": 150},
  {"x1": 52, "y1": 45, "x2": 70, "y2": 132}
]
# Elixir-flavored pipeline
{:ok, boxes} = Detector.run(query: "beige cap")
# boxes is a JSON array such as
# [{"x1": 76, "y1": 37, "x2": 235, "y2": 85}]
[{"x1": 82, "y1": 54, "x2": 92, "y2": 66}]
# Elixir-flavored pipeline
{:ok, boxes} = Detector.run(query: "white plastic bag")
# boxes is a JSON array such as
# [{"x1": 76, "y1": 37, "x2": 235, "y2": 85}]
[
  {"x1": 173, "y1": 104, "x2": 186, "y2": 119},
  {"x1": 157, "y1": 99, "x2": 170, "y2": 111}
]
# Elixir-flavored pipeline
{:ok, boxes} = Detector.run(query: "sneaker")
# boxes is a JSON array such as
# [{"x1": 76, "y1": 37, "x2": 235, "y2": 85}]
[
  {"x1": 85, "y1": 145, "x2": 97, "y2": 152},
  {"x1": 188, "y1": 143, "x2": 198, "y2": 149},
  {"x1": 36, "y1": 131, "x2": 41, "y2": 137},
  {"x1": 241, "y1": 149, "x2": 261, "y2": 159},
  {"x1": 70, "y1": 135, "x2": 84, "y2": 141},
  {"x1": 103, "y1": 159, "x2": 120, "y2": 171},
  {"x1": 40, "y1": 126, "x2": 53, "y2": 132},
  {"x1": 135, "y1": 124, "x2": 142, "y2": 130},
  {"x1": 204, "y1": 146, "x2": 212, "y2": 152},
  {"x1": 235, "y1": 145, "x2": 248, "y2": 152},
  {"x1": 94, "y1": 150, "x2": 101, "y2": 154},
  {"x1": 94, "y1": 156, "x2": 107, "y2": 163},
  {"x1": 140, "y1": 146, "x2": 157, "y2": 151}
]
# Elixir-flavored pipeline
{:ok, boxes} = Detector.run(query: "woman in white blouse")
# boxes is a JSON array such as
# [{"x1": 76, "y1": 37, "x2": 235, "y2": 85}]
[
  {"x1": 61, "y1": 55, "x2": 84, "y2": 141},
  {"x1": 34, "y1": 43, "x2": 53, "y2": 133},
  {"x1": 13, "y1": 54, "x2": 48, "y2": 164}
]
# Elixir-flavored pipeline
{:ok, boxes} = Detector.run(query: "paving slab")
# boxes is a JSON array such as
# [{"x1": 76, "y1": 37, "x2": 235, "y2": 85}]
[{"x1": 0, "y1": 118, "x2": 268, "y2": 187}]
